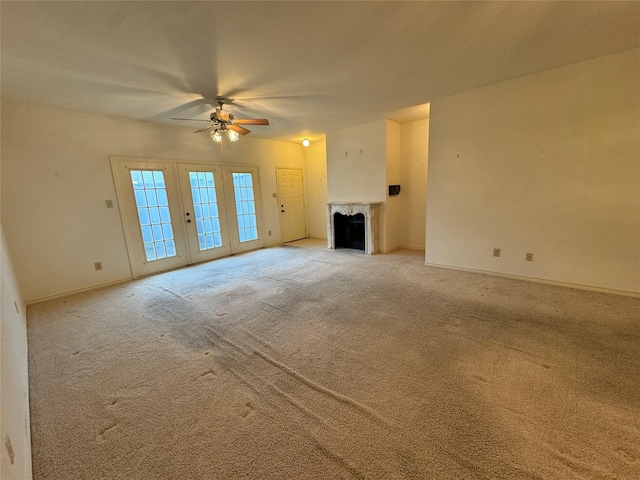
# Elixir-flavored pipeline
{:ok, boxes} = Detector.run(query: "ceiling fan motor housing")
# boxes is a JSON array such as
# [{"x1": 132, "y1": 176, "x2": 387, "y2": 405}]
[{"x1": 210, "y1": 112, "x2": 235, "y2": 125}]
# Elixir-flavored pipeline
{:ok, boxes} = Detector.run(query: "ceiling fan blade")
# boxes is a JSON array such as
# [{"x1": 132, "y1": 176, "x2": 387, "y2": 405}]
[
  {"x1": 171, "y1": 117, "x2": 210, "y2": 122},
  {"x1": 194, "y1": 124, "x2": 215, "y2": 133},
  {"x1": 215, "y1": 108, "x2": 230, "y2": 122},
  {"x1": 229, "y1": 124, "x2": 251, "y2": 135},
  {"x1": 234, "y1": 118, "x2": 269, "y2": 125}
]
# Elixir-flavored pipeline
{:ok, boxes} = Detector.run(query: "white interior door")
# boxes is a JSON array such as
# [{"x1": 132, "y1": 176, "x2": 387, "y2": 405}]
[
  {"x1": 277, "y1": 167, "x2": 306, "y2": 243},
  {"x1": 223, "y1": 166, "x2": 265, "y2": 254},
  {"x1": 112, "y1": 159, "x2": 189, "y2": 277},
  {"x1": 176, "y1": 164, "x2": 232, "y2": 263}
]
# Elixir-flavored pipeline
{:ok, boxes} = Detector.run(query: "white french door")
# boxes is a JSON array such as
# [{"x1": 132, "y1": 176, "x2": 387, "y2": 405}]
[
  {"x1": 112, "y1": 159, "x2": 190, "y2": 277},
  {"x1": 176, "y1": 163, "x2": 232, "y2": 263},
  {"x1": 223, "y1": 165, "x2": 265, "y2": 254},
  {"x1": 112, "y1": 158, "x2": 265, "y2": 278}
]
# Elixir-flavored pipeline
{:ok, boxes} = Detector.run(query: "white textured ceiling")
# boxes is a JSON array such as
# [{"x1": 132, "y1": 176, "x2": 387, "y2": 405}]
[{"x1": 2, "y1": 1, "x2": 639, "y2": 143}]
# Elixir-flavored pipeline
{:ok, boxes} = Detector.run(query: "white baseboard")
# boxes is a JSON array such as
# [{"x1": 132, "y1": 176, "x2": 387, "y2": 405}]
[
  {"x1": 26, "y1": 277, "x2": 132, "y2": 305},
  {"x1": 380, "y1": 245, "x2": 425, "y2": 254},
  {"x1": 399, "y1": 245, "x2": 426, "y2": 252},
  {"x1": 425, "y1": 262, "x2": 640, "y2": 298}
]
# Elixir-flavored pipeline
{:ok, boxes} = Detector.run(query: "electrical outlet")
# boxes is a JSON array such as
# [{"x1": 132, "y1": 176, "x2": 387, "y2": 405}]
[
  {"x1": 493, "y1": 248, "x2": 501, "y2": 257},
  {"x1": 94, "y1": 262, "x2": 103, "y2": 271},
  {"x1": 268, "y1": 230, "x2": 272, "y2": 236},
  {"x1": 105, "y1": 200, "x2": 114, "y2": 208},
  {"x1": 272, "y1": 193, "x2": 277, "y2": 198},
  {"x1": 526, "y1": 253, "x2": 533, "y2": 262}
]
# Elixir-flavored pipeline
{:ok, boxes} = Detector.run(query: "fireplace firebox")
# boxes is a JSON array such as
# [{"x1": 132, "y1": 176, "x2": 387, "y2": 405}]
[{"x1": 334, "y1": 213, "x2": 365, "y2": 250}]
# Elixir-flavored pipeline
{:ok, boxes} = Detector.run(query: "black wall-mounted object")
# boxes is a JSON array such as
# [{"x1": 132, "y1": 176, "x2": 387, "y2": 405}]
[{"x1": 388, "y1": 185, "x2": 401, "y2": 196}]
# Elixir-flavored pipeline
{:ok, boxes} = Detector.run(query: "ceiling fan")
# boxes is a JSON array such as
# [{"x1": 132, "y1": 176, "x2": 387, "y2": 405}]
[{"x1": 171, "y1": 97, "x2": 269, "y2": 143}]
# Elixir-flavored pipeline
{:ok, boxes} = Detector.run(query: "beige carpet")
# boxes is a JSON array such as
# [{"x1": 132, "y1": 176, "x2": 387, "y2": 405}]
[{"x1": 27, "y1": 243, "x2": 640, "y2": 479}]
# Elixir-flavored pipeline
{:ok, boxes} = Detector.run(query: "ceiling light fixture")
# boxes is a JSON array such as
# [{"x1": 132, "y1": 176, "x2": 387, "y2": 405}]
[
  {"x1": 209, "y1": 126, "x2": 240, "y2": 144},
  {"x1": 227, "y1": 129, "x2": 240, "y2": 142},
  {"x1": 210, "y1": 129, "x2": 222, "y2": 143},
  {"x1": 302, "y1": 138, "x2": 310, "y2": 147}
]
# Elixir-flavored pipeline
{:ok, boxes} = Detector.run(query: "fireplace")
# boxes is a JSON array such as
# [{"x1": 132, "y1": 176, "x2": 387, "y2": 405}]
[{"x1": 326, "y1": 202, "x2": 381, "y2": 254}]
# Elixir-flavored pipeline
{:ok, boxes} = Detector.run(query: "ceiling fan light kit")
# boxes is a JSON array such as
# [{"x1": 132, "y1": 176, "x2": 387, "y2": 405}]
[
  {"x1": 172, "y1": 97, "x2": 269, "y2": 147},
  {"x1": 210, "y1": 130, "x2": 223, "y2": 143},
  {"x1": 227, "y1": 129, "x2": 240, "y2": 142}
]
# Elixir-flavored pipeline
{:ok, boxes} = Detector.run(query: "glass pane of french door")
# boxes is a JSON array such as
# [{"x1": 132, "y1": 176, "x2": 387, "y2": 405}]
[
  {"x1": 190, "y1": 171, "x2": 223, "y2": 250},
  {"x1": 232, "y1": 172, "x2": 258, "y2": 243},
  {"x1": 177, "y1": 164, "x2": 231, "y2": 263},
  {"x1": 130, "y1": 170, "x2": 177, "y2": 261}
]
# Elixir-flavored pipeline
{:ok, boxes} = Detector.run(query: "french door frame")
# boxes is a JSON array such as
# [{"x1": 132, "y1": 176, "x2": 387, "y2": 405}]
[{"x1": 111, "y1": 157, "x2": 266, "y2": 279}]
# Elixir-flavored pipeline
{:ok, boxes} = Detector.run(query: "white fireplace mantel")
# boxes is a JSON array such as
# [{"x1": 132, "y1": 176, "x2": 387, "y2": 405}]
[{"x1": 326, "y1": 202, "x2": 382, "y2": 255}]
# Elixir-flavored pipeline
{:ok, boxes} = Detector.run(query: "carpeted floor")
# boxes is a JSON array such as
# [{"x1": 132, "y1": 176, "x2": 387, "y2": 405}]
[{"x1": 27, "y1": 242, "x2": 640, "y2": 479}]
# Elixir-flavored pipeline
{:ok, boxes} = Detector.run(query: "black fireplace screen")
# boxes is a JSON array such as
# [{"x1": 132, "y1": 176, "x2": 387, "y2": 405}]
[{"x1": 334, "y1": 213, "x2": 365, "y2": 251}]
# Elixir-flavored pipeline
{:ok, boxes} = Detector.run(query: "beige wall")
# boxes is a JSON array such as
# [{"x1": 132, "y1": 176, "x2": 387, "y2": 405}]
[
  {"x1": 426, "y1": 48, "x2": 640, "y2": 294},
  {"x1": 326, "y1": 120, "x2": 387, "y2": 203},
  {"x1": 384, "y1": 120, "x2": 402, "y2": 252},
  {"x1": 400, "y1": 117, "x2": 429, "y2": 250},
  {"x1": 1, "y1": 227, "x2": 33, "y2": 479},
  {"x1": 1, "y1": 100, "x2": 304, "y2": 302},
  {"x1": 303, "y1": 140, "x2": 328, "y2": 239}
]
